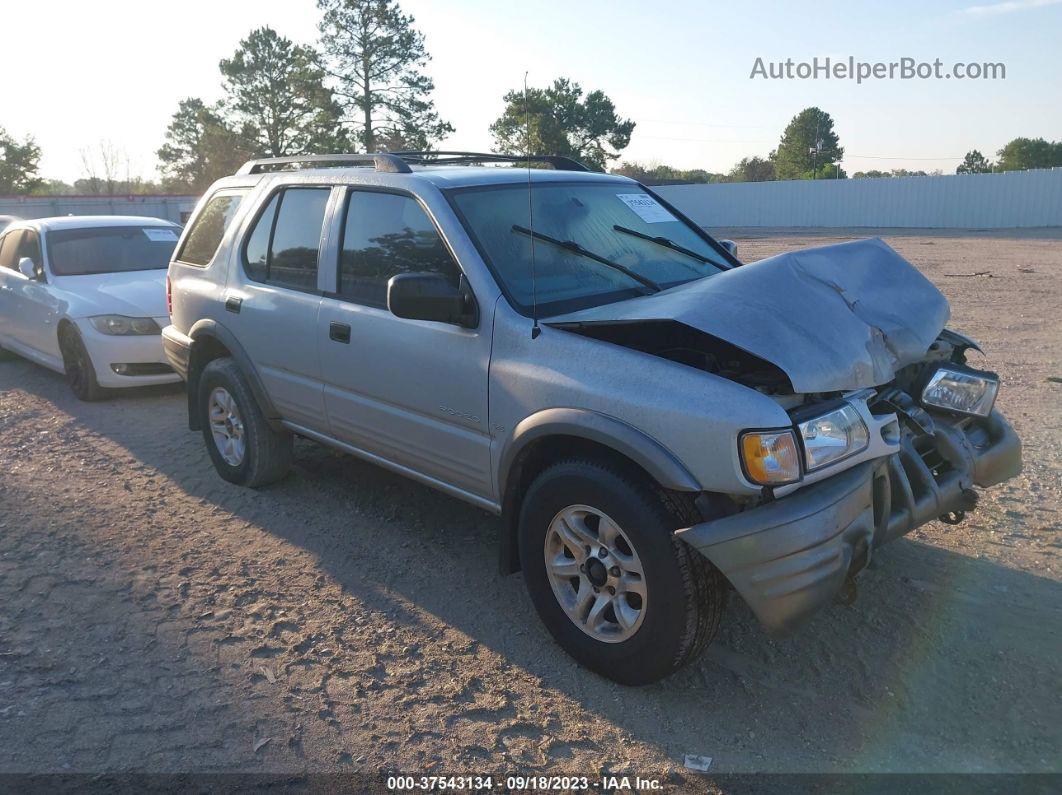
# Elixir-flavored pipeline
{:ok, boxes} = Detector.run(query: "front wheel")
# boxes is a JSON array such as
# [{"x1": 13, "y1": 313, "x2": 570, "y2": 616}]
[
  {"x1": 198, "y1": 357, "x2": 292, "y2": 487},
  {"x1": 59, "y1": 325, "x2": 103, "y2": 401},
  {"x1": 518, "y1": 458, "x2": 725, "y2": 685}
]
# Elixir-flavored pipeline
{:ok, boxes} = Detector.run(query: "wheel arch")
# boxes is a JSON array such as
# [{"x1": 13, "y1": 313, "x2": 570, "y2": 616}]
[
  {"x1": 185, "y1": 318, "x2": 280, "y2": 431},
  {"x1": 497, "y1": 409, "x2": 702, "y2": 574}
]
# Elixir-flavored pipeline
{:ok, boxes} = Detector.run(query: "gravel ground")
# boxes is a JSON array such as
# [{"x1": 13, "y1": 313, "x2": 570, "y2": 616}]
[{"x1": 0, "y1": 230, "x2": 1059, "y2": 787}]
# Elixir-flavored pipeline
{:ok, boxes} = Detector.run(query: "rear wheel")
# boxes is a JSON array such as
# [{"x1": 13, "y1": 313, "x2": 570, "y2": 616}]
[
  {"x1": 198, "y1": 357, "x2": 292, "y2": 487},
  {"x1": 518, "y1": 458, "x2": 725, "y2": 685},
  {"x1": 59, "y1": 325, "x2": 103, "y2": 401}
]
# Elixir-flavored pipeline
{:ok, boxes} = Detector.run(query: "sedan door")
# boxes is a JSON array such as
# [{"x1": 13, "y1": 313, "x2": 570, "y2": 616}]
[
  {"x1": 0, "y1": 230, "x2": 63, "y2": 366},
  {"x1": 316, "y1": 189, "x2": 494, "y2": 504}
]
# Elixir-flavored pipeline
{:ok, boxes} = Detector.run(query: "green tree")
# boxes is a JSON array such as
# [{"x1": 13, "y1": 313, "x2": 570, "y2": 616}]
[
  {"x1": 956, "y1": 149, "x2": 993, "y2": 174},
  {"x1": 317, "y1": 0, "x2": 452, "y2": 152},
  {"x1": 219, "y1": 27, "x2": 349, "y2": 157},
  {"x1": 611, "y1": 161, "x2": 718, "y2": 184},
  {"x1": 995, "y1": 137, "x2": 1062, "y2": 171},
  {"x1": 157, "y1": 98, "x2": 255, "y2": 192},
  {"x1": 769, "y1": 107, "x2": 843, "y2": 180},
  {"x1": 0, "y1": 127, "x2": 43, "y2": 194},
  {"x1": 491, "y1": 78, "x2": 635, "y2": 171},
  {"x1": 726, "y1": 156, "x2": 776, "y2": 182}
]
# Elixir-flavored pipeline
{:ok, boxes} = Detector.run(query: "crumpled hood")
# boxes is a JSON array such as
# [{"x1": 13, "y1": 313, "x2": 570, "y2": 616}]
[
  {"x1": 54, "y1": 270, "x2": 169, "y2": 319},
  {"x1": 546, "y1": 238, "x2": 950, "y2": 393}
]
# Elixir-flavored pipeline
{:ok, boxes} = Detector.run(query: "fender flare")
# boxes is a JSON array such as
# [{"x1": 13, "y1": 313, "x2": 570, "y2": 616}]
[
  {"x1": 186, "y1": 318, "x2": 281, "y2": 430},
  {"x1": 495, "y1": 408, "x2": 701, "y2": 575}
]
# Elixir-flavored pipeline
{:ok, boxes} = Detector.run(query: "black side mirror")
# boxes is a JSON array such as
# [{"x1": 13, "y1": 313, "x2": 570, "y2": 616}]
[
  {"x1": 387, "y1": 272, "x2": 478, "y2": 328},
  {"x1": 719, "y1": 239, "x2": 738, "y2": 258}
]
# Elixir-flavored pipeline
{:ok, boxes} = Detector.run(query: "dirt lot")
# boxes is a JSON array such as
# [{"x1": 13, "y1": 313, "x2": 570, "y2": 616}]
[{"x1": 0, "y1": 230, "x2": 1059, "y2": 786}]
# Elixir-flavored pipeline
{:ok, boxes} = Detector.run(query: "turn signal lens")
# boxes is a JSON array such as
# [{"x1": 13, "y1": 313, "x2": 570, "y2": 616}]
[{"x1": 740, "y1": 430, "x2": 801, "y2": 486}]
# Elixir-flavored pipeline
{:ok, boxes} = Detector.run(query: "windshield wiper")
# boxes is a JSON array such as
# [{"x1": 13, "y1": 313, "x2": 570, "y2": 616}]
[
  {"x1": 511, "y1": 225, "x2": 660, "y2": 293},
  {"x1": 612, "y1": 224, "x2": 724, "y2": 269}
]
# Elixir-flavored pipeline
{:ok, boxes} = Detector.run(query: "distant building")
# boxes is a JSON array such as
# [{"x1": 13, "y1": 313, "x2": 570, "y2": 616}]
[{"x1": 0, "y1": 194, "x2": 200, "y2": 225}]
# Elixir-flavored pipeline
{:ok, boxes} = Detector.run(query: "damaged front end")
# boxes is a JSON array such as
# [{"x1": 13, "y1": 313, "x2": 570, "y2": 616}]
[{"x1": 677, "y1": 332, "x2": 1022, "y2": 632}]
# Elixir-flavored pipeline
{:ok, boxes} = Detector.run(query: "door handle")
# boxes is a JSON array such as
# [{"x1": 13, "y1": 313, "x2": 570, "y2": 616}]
[
  {"x1": 225, "y1": 296, "x2": 242, "y2": 313},
  {"x1": 329, "y1": 321, "x2": 351, "y2": 343}
]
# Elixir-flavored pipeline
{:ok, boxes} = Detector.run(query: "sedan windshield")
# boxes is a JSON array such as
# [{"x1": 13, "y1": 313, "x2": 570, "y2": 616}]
[
  {"x1": 449, "y1": 182, "x2": 729, "y2": 315},
  {"x1": 47, "y1": 226, "x2": 180, "y2": 276}
]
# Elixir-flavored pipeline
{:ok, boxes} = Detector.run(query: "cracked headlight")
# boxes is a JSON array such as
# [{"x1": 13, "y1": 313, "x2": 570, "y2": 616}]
[
  {"x1": 798, "y1": 404, "x2": 870, "y2": 472},
  {"x1": 89, "y1": 315, "x2": 161, "y2": 336},
  {"x1": 921, "y1": 366, "x2": 998, "y2": 418}
]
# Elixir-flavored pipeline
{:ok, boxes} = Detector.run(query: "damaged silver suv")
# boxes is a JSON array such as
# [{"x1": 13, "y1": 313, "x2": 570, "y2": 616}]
[{"x1": 163, "y1": 152, "x2": 1021, "y2": 685}]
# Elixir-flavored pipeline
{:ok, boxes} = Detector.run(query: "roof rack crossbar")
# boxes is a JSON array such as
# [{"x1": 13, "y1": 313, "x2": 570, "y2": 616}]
[
  {"x1": 389, "y1": 151, "x2": 591, "y2": 172},
  {"x1": 235, "y1": 153, "x2": 411, "y2": 175}
]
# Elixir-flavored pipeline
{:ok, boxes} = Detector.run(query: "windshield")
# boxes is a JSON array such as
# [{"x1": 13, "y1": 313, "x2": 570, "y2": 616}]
[
  {"x1": 449, "y1": 182, "x2": 729, "y2": 315},
  {"x1": 47, "y1": 226, "x2": 180, "y2": 276}
]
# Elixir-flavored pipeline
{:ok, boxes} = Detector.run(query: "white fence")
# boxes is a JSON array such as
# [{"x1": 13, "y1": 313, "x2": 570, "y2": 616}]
[
  {"x1": 655, "y1": 168, "x2": 1062, "y2": 228},
  {"x1": 0, "y1": 195, "x2": 199, "y2": 225}
]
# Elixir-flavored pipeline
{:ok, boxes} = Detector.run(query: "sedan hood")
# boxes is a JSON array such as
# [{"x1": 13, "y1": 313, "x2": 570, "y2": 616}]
[
  {"x1": 54, "y1": 269, "x2": 169, "y2": 319},
  {"x1": 546, "y1": 238, "x2": 949, "y2": 393}
]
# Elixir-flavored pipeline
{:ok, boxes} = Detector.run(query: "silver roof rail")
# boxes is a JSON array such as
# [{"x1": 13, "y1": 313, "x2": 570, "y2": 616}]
[{"x1": 235, "y1": 153, "x2": 412, "y2": 175}]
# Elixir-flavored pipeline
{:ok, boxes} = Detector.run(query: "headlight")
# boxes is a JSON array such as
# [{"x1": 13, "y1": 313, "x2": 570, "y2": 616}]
[
  {"x1": 89, "y1": 315, "x2": 161, "y2": 336},
  {"x1": 921, "y1": 366, "x2": 998, "y2": 417},
  {"x1": 739, "y1": 429, "x2": 801, "y2": 485},
  {"x1": 797, "y1": 404, "x2": 869, "y2": 472}
]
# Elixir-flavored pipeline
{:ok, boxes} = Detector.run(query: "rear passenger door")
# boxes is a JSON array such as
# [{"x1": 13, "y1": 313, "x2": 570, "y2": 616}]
[
  {"x1": 316, "y1": 188, "x2": 494, "y2": 503},
  {"x1": 226, "y1": 186, "x2": 334, "y2": 429}
]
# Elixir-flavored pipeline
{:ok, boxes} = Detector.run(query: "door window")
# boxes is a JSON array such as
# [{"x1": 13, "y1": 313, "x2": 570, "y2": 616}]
[
  {"x1": 338, "y1": 191, "x2": 460, "y2": 308},
  {"x1": 17, "y1": 231, "x2": 42, "y2": 267},
  {"x1": 0, "y1": 230, "x2": 23, "y2": 270},
  {"x1": 243, "y1": 188, "x2": 329, "y2": 291}
]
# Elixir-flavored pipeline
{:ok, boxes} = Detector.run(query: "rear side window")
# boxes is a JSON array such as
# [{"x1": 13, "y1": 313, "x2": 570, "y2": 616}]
[
  {"x1": 339, "y1": 191, "x2": 459, "y2": 308},
  {"x1": 242, "y1": 187, "x2": 329, "y2": 291},
  {"x1": 176, "y1": 190, "x2": 247, "y2": 266}
]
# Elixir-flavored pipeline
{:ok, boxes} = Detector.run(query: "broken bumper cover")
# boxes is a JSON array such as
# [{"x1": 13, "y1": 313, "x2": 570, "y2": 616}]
[{"x1": 677, "y1": 409, "x2": 1021, "y2": 632}]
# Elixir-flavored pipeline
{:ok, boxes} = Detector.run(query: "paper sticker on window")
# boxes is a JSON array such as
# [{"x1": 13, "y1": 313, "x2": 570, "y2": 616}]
[
  {"x1": 143, "y1": 228, "x2": 178, "y2": 242},
  {"x1": 616, "y1": 193, "x2": 677, "y2": 224}
]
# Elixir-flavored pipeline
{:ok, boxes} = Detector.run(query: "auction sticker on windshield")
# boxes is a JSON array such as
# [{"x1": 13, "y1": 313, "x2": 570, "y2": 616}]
[
  {"x1": 616, "y1": 193, "x2": 677, "y2": 224},
  {"x1": 143, "y1": 228, "x2": 179, "y2": 242}
]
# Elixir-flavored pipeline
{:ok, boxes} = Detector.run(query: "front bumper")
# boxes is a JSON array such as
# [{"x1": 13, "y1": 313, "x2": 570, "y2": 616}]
[
  {"x1": 677, "y1": 408, "x2": 1021, "y2": 631},
  {"x1": 77, "y1": 319, "x2": 181, "y2": 388}
]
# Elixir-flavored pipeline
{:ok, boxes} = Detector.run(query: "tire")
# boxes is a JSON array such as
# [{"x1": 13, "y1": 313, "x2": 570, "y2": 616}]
[
  {"x1": 59, "y1": 325, "x2": 104, "y2": 401},
  {"x1": 518, "y1": 458, "x2": 725, "y2": 685},
  {"x1": 198, "y1": 357, "x2": 292, "y2": 487}
]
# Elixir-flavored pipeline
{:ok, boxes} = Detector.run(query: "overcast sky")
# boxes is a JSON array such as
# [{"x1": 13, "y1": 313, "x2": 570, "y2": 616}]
[{"x1": 3, "y1": 0, "x2": 1061, "y2": 182}]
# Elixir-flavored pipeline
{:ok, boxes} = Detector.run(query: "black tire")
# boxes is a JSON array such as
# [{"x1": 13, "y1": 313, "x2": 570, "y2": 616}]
[
  {"x1": 198, "y1": 357, "x2": 292, "y2": 487},
  {"x1": 59, "y1": 325, "x2": 104, "y2": 401},
  {"x1": 518, "y1": 458, "x2": 725, "y2": 685}
]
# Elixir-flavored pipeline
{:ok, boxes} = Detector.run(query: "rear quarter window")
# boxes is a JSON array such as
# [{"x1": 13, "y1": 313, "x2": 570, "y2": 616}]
[{"x1": 176, "y1": 190, "x2": 248, "y2": 266}]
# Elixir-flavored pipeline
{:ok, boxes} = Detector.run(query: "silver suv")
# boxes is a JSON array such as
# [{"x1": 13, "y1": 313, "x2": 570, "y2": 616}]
[{"x1": 163, "y1": 152, "x2": 1021, "y2": 684}]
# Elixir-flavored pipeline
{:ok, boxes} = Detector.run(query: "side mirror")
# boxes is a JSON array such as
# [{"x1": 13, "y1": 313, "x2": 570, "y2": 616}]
[
  {"x1": 17, "y1": 257, "x2": 38, "y2": 279},
  {"x1": 719, "y1": 240, "x2": 738, "y2": 258},
  {"x1": 387, "y1": 272, "x2": 478, "y2": 328}
]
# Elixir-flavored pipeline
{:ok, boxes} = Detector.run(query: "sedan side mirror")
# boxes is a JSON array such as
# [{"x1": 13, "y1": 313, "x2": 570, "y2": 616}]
[
  {"x1": 719, "y1": 240, "x2": 738, "y2": 258},
  {"x1": 387, "y1": 272, "x2": 478, "y2": 328},
  {"x1": 17, "y1": 257, "x2": 39, "y2": 279}
]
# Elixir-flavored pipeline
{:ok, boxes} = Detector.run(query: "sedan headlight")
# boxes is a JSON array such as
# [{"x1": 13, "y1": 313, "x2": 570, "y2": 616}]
[
  {"x1": 798, "y1": 404, "x2": 870, "y2": 472},
  {"x1": 89, "y1": 315, "x2": 161, "y2": 336},
  {"x1": 921, "y1": 366, "x2": 998, "y2": 417},
  {"x1": 739, "y1": 429, "x2": 801, "y2": 485}
]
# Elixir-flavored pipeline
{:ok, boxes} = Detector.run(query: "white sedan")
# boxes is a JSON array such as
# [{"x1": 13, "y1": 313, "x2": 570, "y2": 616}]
[{"x1": 0, "y1": 215, "x2": 182, "y2": 400}]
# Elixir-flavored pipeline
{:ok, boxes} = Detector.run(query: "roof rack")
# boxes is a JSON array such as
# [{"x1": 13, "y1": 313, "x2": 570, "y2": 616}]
[
  {"x1": 235, "y1": 153, "x2": 411, "y2": 175},
  {"x1": 234, "y1": 151, "x2": 591, "y2": 176},
  {"x1": 389, "y1": 151, "x2": 591, "y2": 172}
]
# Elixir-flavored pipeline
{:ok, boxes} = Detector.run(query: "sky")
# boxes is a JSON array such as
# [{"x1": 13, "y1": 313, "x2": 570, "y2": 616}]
[{"x1": 2, "y1": 0, "x2": 1061, "y2": 182}]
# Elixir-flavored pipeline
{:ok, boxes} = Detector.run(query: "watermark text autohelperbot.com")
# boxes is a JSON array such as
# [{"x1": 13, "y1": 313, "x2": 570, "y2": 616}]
[{"x1": 750, "y1": 56, "x2": 1005, "y2": 83}]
